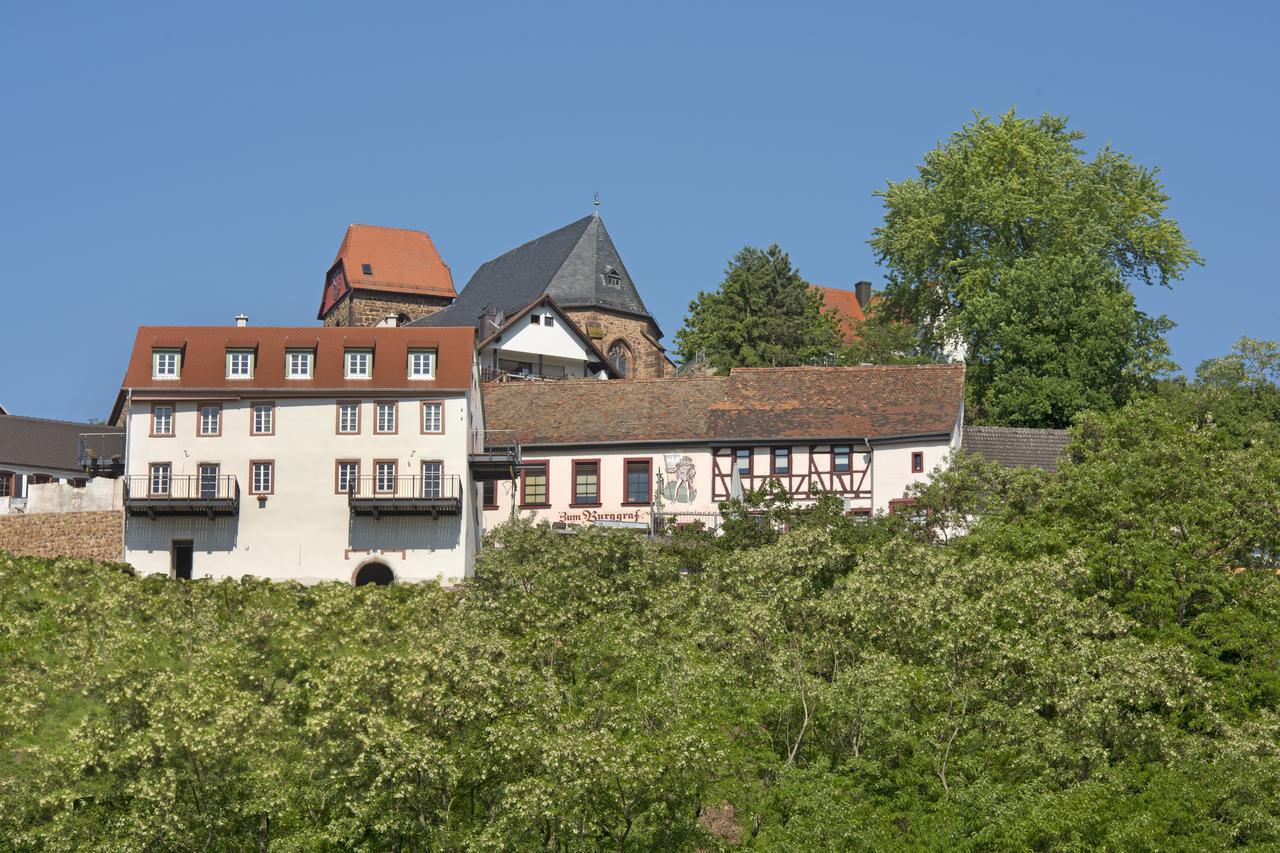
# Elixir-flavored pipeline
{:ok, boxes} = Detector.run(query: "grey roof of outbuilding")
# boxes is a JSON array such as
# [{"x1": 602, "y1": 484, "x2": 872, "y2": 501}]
[
  {"x1": 0, "y1": 414, "x2": 123, "y2": 473},
  {"x1": 961, "y1": 426, "x2": 1071, "y2": 472},
  {"x1": 410, "y1": 214, "x2": 657, "y2": 334}
]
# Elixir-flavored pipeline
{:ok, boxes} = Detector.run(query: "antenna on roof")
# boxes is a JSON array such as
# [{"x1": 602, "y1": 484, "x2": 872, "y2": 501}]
[{"x1": 593, "y1": 192, "x2": 600, "y2": 217}]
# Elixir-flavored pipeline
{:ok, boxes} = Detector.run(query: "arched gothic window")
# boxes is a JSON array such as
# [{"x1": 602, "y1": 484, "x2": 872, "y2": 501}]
[{"x1": 608, "y1": 340, "x2": 631, "y2": 378}]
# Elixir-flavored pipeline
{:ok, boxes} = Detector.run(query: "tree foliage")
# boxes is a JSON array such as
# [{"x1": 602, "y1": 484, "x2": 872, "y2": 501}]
[
  {"x1": 870, "y1": 109, "x2": 1201, "y2": 427},
  {"x1": 4, "y1": 355, "x2": 1280, "y2": 849},
  {"x1": 675, "y1": 245, "x2": 840, "y2": 372}
]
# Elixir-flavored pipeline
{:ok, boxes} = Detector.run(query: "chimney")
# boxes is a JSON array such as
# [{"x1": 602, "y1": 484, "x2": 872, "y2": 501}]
[
  {"x1": 854, "y1": 281, "x2": 872, "y2": 310},
  {"x1": 234, "y1": 314, "x2": 249, "y2": 327}
]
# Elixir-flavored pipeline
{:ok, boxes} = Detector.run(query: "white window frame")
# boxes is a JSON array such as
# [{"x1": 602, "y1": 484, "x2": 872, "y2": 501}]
[
  {"x1": 375, "y1": 402, "x2": 397, "y2": 434},
  {"x1": 250, "y1": 462, "x2": 273, "y2": 495},
  {"x1": 149, "y1": 463, "x2": 171, "y2": 496},
  {"x1": 252, "y1": 403, "x2": 273, "y2": 435},
  {"x1": 338, "y1": 402, "x2": 360, "y2": 434},
  {"x1": 336, "y1": 461, "x2": 359, "y2": 495},
  {"x1": 152, "y1": 405, "x2": 173, "y2": 436},
  {"x1": 375, "y1": 462, "x2": 397, "y2": 494},
  {"x1": 287, "y1": 350, "x2": 314, "y2": 379},
  {"x1": 345, "y1": 349, "x2": 372, "y2": 379},
  {"x1": 226, "y1": 350, "x2": 254, "y2": 379},
  {"x1": 421, "y1": 401, "x2": 443, "y2": 434},
  {"x1": 408, "y1": 349, "x2": 436, "y2": 380},
  {"x1": 421, "y1": 461, "x2": 443, "y2": 498},
  {"x1": 152, "y1": 350, "x2": 180, "y2": 380},
  {"x1": 198, "y1": 404, "x2": 221, "y2": 436}
]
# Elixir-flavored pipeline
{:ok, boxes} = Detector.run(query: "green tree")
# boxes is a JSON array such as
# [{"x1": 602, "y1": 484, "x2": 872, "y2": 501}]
[
  {"x1": 675, "y1": 244, "x2": 840, "y2": 371},
  {"x1": 871, "y1": 109, "x2": 1201, "y2": 427}
]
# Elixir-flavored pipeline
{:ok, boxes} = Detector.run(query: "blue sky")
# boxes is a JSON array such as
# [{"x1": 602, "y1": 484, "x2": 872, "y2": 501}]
[{"x1": 2, "y1": 1, "x2": 1275, "y2": 421}]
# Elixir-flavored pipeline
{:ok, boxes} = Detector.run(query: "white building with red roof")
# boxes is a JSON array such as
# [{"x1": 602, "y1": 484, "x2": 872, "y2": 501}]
[{"x1": 112, "y1": 321, "x2": 513, "y2": 584}]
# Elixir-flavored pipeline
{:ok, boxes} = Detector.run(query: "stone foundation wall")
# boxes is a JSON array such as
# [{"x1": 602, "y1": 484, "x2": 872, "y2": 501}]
[
  {"x1": 323, "y1": 292, "x2": 454, "y2": 327},
  {"x1": 566, "y1": 309, "x2": 670, "y2": 379},
  {"x1": 0, "y1": 510, "x2": 123, "y2": 563}
]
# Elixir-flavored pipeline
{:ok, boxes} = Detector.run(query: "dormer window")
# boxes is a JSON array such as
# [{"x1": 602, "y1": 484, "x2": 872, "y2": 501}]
[
  {"x1": 287, "y1": 349, "x2": 314, "y2": 379},
  {"x1": 604, "y1": 266, "x2": 621, "y2": 288},
  {"x1": 152, "y1": 349, "x2": 180, "y2": 380},
  {"x1": 408, "y1": 349, "x2": 436, "y2": 380},
  {"x1": 361, "y1": 263, "x2": 373, "y2": 275},
  {"x1": 226, "y1": 350, "x2": 254, "y2": 379},
  {"x1": 345, "y1": 349, "x2": 372, "y2": 379}
]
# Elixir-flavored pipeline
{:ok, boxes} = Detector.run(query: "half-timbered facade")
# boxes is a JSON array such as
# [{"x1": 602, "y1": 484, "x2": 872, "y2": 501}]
[
  {"x1": 481, "y1": 365, "x2": 966, "y2": 531},
  {"x1": 111, "y1": 324, "x2": 502, "y2": 584}
]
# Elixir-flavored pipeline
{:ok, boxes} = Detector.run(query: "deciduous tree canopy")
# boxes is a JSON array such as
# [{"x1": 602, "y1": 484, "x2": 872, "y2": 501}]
[
  {"x1": 871, "y1": 109, "x2": 1201, "y2": 427},
  {"x1": 3, "y1": 345, "x2": 1279, "y2": 849}
]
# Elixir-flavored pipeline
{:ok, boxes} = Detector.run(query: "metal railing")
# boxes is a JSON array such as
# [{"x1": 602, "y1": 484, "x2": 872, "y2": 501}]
[
  {"x1": 78, "y1": 433, "x2": 125, "y2": 476},
  {"x1": 480, "y1": 367, "x2": 574, "y2": 383},
  {"x1": 347, "y1": 474, "x2": 463, "y2": 502},
  {"x1": 471, "y1": 429, "x2": 520, "y2": 456},
  {"x1": 125, "y1": 475, "x2": 239, "y2": 502}
]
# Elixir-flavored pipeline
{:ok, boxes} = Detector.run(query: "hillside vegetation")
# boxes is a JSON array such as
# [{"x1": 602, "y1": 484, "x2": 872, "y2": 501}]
[{"x1": 3, "y1": 376, "x2": 1280, "y2": 849}]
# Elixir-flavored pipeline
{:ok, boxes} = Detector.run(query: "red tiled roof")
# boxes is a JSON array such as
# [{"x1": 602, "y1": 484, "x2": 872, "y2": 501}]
[
  {"x1": 482, "y1": 364, "x2": 965, "y2": 446},
  {"x1": 117, "y1": 326, "x2": 476, "y2": 401},
  {"x1": 813, "y1": 285, "x2": 866, "y2": 343},
  {"x1": 333, "y1": 224, "x2": 457, "y2": 299}
]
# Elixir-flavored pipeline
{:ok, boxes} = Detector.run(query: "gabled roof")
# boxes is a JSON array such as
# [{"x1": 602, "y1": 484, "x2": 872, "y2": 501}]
[
  {"x1": 813, "y1": 285, "x2": 866, "y2": 343},
  {"x1": 411, "y1": 213, "x2": 657, "y2": 334},
  {"x1": 961, "y1": 426, "x2": 1071, "y2": 472},
  {"x1": 319, "y1": 224, "x2": 456, "y2": 318},
  {"x1": 112, "y1": 326, "x2": 477, "y2": 422},
  {"x1": 482, "y1": 364, "x2": 966, "y2": 446},
  {"x1": 0, "y1": 415, "x2": 121, "y2": 474}
]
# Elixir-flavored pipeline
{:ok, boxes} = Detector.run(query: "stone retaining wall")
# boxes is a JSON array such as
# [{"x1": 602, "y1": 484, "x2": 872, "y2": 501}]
[{"x1": 0, "y1": 510, "x2": 123, "y2": 563}]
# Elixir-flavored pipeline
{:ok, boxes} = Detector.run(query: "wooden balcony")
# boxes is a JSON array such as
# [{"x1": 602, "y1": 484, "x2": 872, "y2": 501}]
[
  {"x1": 348, "y1": 475, "x2": 462, "y2": 517},
  {"x1": 469, "y1": 429, "x2": 521, "y2": 482},
  {"x1": 125, "y1": 475, "x2": 239, "y2": 518}
]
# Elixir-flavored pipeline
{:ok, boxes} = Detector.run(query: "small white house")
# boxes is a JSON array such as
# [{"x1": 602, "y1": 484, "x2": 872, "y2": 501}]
[
  {"x1": 112, "y1": 323, "x2": 508, "y2": 585},
  {"x1": 474, "y1": 296, "x2": 617, "y2": 382}
]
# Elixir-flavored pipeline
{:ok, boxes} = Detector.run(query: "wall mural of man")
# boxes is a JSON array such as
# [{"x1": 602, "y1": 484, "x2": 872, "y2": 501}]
[{"x1": 663, "y1": 454, "x2": 697, "y2": 503}]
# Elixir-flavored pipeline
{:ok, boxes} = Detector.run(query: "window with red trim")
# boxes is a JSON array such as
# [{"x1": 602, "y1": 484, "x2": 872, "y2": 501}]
[
  {"x1": 521, "y1": 462, "x2": 548, "y2": 506},
  {"x1": 911, "y1": 451, "x2": 924, "y2": 473}
]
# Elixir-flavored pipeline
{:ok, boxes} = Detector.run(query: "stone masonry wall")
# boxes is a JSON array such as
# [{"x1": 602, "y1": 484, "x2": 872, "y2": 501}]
[
  {"x1": 566, "y1": 308, "x2": 670, "y2": 379},
  {"x1": 323, "y1": 291, "x2": 454, "y2": 327},
  {"x1": 0, "y1": 510, "x2": 124, "y2": 563}
]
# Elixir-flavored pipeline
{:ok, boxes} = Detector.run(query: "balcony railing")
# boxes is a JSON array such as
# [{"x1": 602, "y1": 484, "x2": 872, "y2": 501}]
[
  {"x1": 469, "y1": 429, "x2": 521, "y2": 481},
  {"x1": 124, "y1": 475, "x2": 239, "y2": 517},
  {"x1": 78, "y1": 433, "x2": 125, "y2": 478},
  {"x1": 480, "y1": 367, "x2": 575, "y2": 383},
  {"x1": 348, "y1": 474, "x2": 463, "y2": 516}
]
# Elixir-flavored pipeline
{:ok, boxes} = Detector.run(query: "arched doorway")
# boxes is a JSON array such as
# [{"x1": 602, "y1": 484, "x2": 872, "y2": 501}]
[
  {"x1": 608, "y1": 340, "x2": 632, "y2": 378},
  {"x1": 354, "y1": 561, "x2": 395, "y2": 586}
]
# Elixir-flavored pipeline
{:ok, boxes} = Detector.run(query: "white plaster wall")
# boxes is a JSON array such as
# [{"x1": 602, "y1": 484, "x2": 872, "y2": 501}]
[
  {"x1": 124, "y1": 395, "x2": 476, "y2": 584},
  {"x1": 483, "y1": 437, "x2": 957, "y2": 532},
  {"x1": 25, "y1": 478, "x2": 123, "y2": 514},
  {"x1": 870, "y1": 438, "x2": 953, "y2": 512},
  {"x1": 499, "y1": 316, "x2": 597, "y2": 361},
  {"x1": 486, "y1": 447, "x2": 717, "y2": 530}
]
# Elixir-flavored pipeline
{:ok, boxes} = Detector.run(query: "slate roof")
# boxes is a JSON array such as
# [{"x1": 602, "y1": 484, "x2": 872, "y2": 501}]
[
  {"x1": 411, "y1": 213, "x2": 657, "y2": 333},
  {"x1": 482, "y1": 364, "x2": 965, "y2": 446},
  {"x1": 0, "y1": 414, "x2": 122, "y2": 473},
  {"x1": 961, "y1": 426, "x2": 1070, "y2": 472}
]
